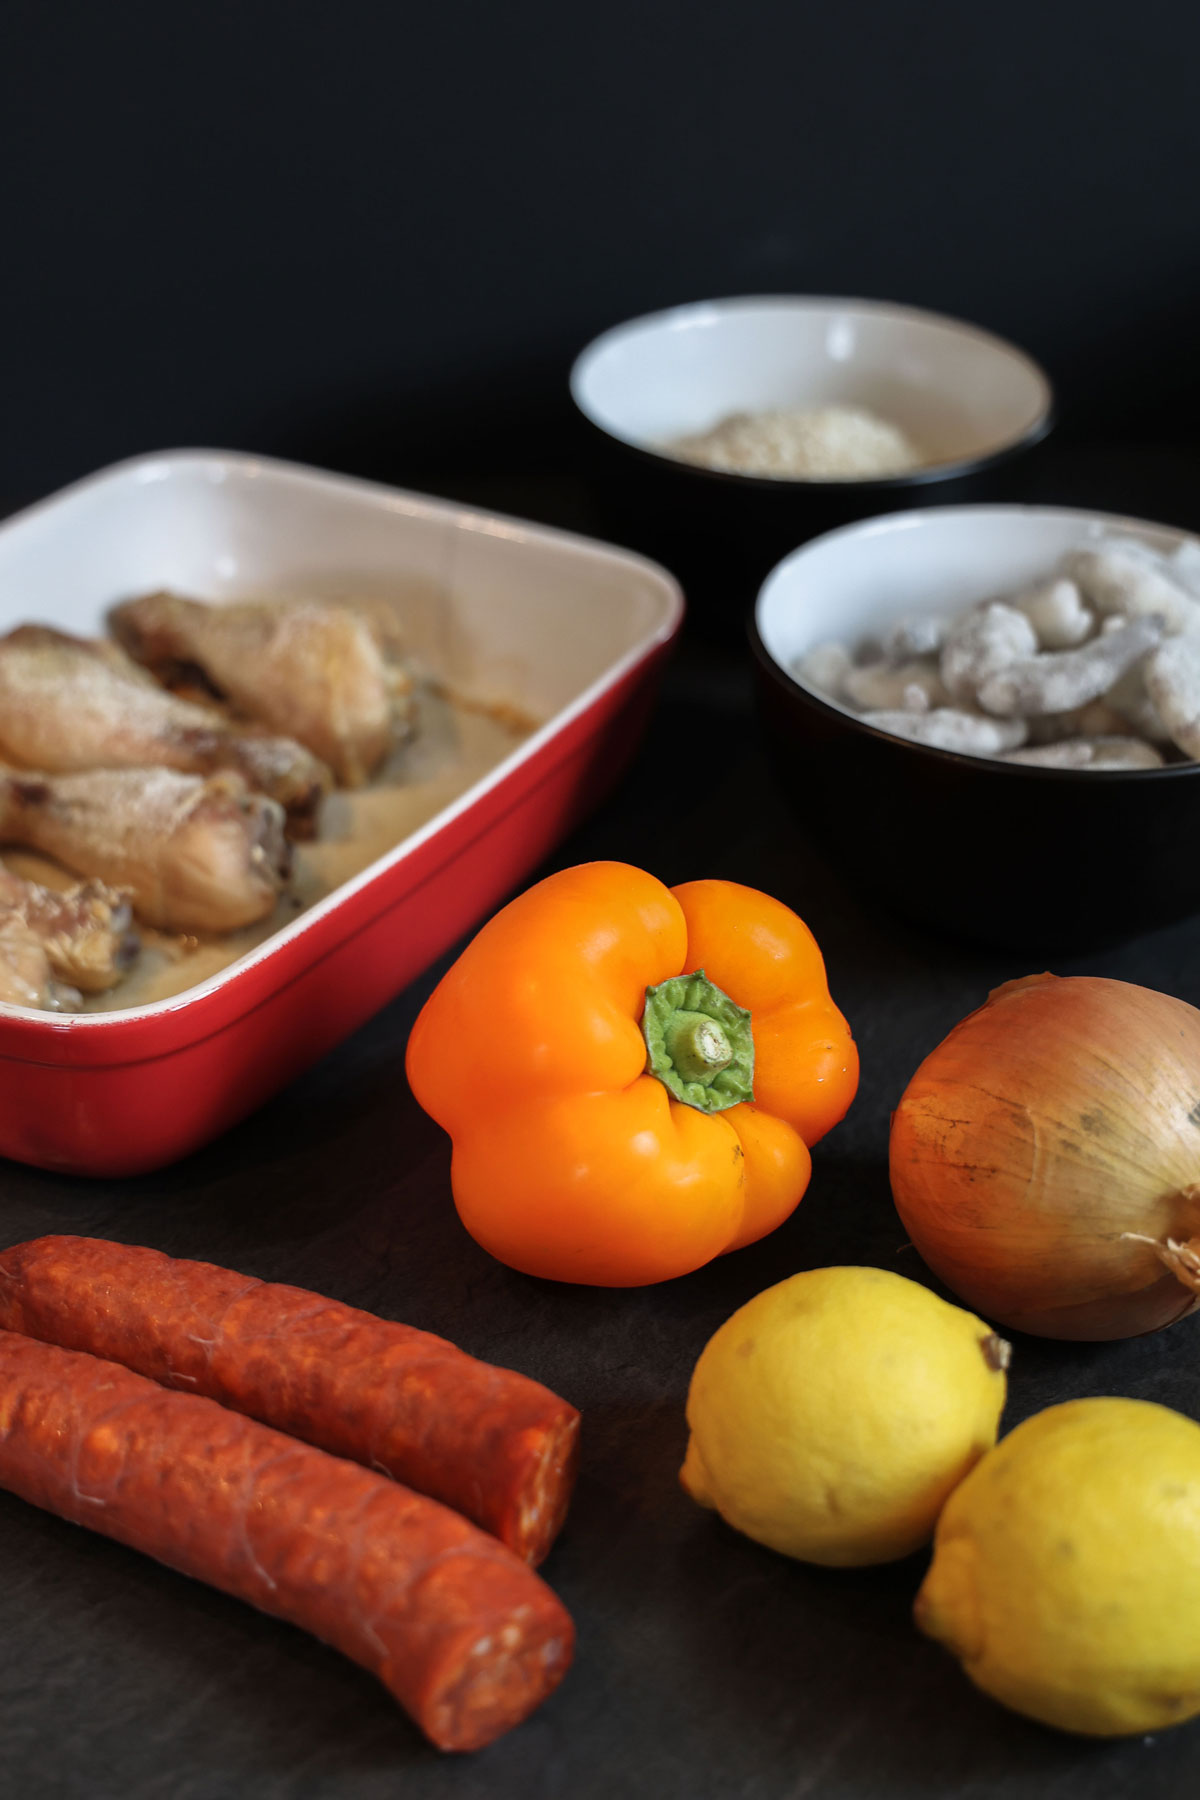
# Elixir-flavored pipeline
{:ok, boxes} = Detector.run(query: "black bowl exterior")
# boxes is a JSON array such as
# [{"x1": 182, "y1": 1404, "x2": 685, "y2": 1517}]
[
  {"x1": 582, "y1": 421, "x2": 1054, "y2": 640},
  {"x1": 750, "y1": 625, "x2": 1200, "y2": 951}
]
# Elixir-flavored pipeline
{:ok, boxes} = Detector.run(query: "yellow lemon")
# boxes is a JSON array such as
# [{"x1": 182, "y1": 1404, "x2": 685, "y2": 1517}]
[
  {"x1": 680, "y1": 1265, "x2": 1009, "y2": 1566},
  {"x1": 915, "y1": 1396, "x2": 1200, "y2": 1736}
]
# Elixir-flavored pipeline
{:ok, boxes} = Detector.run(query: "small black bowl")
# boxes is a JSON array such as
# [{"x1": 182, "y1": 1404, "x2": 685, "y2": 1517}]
[
  {"x1": 570, "y1": 296, "x2": 1054, "y2": 634},
  {"x1": 749, "y1": 505, "x2": 1200, "y2": 951}
]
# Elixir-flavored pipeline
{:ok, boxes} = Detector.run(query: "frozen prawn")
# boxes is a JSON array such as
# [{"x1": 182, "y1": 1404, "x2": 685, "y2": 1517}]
[
  {"x1": 976, "y1": 615, "x2": 1164, "y2": 718},
  {"x1": 1012, "y1": 579, "x2": 1093, "y2": 650},
  {"x1": 843, "y1": 659, "x2": 948, "y2": 712},
  {"x1": 794, "y1": 643, "x2": 853, "y2": 702},
  {"x1": 940, "y1": 604, "x2": 1038, "y2": 705},
  {"x1": 1064, "y1": 547, "x2": 1200, "y2": 637},
  {"x1": 1004, "y1": 737, "x2": 1164, "y2": 771},
  {"x1": 1144, "y1": 635, "x2": 1200, "y2": 759},
  {"x1": 860, "y1": 708, "x2": 1027, "y2": 755},
  {"x1": 882, "y1": 614, "x2": 949, "y2": 665}
]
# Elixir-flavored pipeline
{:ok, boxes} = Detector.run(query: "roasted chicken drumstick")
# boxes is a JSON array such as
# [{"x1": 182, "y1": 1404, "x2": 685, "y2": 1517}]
[
  {"x1": 0, "y1": 768, "x2": 290, "y2": 934},
  {"x1": 0, "y1": 862, "x2": 138, "y2": 992},
  {"x1": 0, "y1": 625, "x2": 330, "y2": 835},
  {"x1": 110, "y1": 592, "x2": 414, "y2": 787},
  {"x1": 0, "y1": 913, "x2": 77, "y2": 1011}
]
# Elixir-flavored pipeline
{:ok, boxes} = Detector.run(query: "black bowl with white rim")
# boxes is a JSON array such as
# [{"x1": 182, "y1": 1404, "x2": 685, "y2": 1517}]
[
  {"x1": 748, "y1": 504, "x2": 1200, "y2": 951},
  {"x1": 570, "y1": 296, "x2": 1054, "y2": 631}
]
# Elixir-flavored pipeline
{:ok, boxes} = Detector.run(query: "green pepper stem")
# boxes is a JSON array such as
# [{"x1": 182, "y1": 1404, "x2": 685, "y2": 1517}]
[
  {"x1": 642, "y1": 969, "x2": 754, "y2": 1114},
  {"x1": 665, "y1": 1012, "x2": 733, "y2": 1082}
]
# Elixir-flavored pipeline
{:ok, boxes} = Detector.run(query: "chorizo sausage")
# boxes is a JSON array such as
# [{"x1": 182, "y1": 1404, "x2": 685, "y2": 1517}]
[
  {"x1": 0, "y1": 1328, "x2": 573, "y2": 1752},
  {"x1": 0, "y1": 1237, "x2": 578, "y2": 1566}
]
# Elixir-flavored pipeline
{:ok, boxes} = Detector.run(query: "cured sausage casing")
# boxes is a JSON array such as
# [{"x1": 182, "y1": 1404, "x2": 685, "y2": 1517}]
[
  {"x1": 0, "y1": 1329, "x2": 573, "y2": 1751},
  {"x1": 0, "y1": 1236, "x2": 579, "y2": 1565}
]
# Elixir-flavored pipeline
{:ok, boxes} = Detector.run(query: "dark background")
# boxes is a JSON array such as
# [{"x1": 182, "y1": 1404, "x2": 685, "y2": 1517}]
[
  {"x1": 5, "y1": 9, "x2": 1200, "y2": 1796},
  {"x1": 3, "y1": 0, "x2": 1200, "y2": 501}
]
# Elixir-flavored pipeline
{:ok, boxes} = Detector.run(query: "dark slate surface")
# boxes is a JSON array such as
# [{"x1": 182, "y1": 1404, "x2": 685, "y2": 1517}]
[{"x1": 2, "y1": 462, "x2": 1200, "y2": 1798}]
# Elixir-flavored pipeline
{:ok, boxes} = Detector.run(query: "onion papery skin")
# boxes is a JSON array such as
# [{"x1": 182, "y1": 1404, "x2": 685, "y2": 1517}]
[{"x1": 889, "y1": 975, "x2": 1200, "y2": 1341}]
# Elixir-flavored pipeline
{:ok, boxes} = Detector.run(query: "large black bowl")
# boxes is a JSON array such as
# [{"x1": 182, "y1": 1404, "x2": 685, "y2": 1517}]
[{"x1": 749, "y1": 505, "x2": 1200, "y2": 951}]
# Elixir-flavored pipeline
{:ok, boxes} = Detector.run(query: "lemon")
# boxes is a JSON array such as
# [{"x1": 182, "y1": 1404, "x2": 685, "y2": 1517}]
[
  {"x1": 680, "y1": 1265, "x2": 1009, "y2": 1566},
  {"x1": 915, "y1": 1396, "x2": 1200, "y2": 1736}
]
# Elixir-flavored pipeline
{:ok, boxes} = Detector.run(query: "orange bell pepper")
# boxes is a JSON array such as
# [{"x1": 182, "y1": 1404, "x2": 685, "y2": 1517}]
[{"x1": 405, "y1": 862, "x2": 858, "y2": 1286}]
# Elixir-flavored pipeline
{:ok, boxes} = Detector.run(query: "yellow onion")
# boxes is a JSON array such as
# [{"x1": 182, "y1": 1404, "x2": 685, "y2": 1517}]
[{"x1": 889, "y1": 974, "x2": 1200, "y2": 1341}]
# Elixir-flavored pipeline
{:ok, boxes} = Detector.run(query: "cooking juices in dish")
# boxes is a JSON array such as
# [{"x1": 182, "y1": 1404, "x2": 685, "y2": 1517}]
[{"x1": 0, "y1": 595, "x2": 532, "y2": 1012}]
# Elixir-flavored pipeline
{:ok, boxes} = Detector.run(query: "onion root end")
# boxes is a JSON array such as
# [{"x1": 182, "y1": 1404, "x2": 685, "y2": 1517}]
[{"x1": 1120, "y1": 1231, "x2": 1200, "y2": 1294}]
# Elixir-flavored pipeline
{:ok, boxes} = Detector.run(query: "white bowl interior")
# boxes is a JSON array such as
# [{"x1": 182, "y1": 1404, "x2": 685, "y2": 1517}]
[
  {"x1": 756, "y1": 505, "x2": 1196, "y2": 712},
  {"x1": 571, "y1": 298, "x2": 1052, "y2": 473}
]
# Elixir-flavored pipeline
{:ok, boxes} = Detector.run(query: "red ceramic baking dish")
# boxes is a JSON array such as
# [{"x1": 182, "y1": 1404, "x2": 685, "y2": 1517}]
[{"x1": 0, "y1": 451, "x2": 683, "y2": 1176}]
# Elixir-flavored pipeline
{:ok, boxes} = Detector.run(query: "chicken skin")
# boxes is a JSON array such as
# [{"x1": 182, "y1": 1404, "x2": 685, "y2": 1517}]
[
  {"x1": 0, "y1": 625, "x2": 330, "y2": 835},
  {"x1": 0, "y1": 768, "x2": 291, "y2": 934},
  {"x1": 0, "y1": 911, "x2": 77, "y2": 1010},
  {"x1": 0, "y1": 861, "x2": 138, "y2": 992},
  {"x1": 109, "y1": 592, "x2": 414, "y2": 787}
]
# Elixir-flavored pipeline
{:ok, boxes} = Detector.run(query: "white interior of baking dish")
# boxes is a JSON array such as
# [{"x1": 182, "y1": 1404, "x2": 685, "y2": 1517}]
[
  {"x1": 0, "y1": 451, "x2": 683, "y2": 1020},
  {"x1": 4, "y1": 451, "x2": 679, "y2": 716}
]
